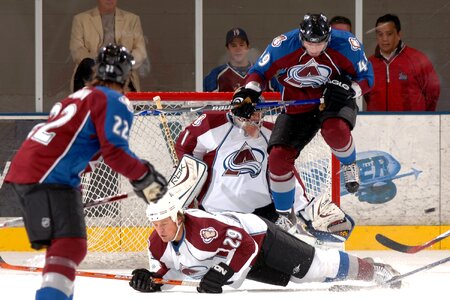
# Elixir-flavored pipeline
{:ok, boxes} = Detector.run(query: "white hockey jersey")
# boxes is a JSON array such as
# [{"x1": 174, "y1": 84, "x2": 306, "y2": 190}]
[
  {"x1": 175, "y1": 112, "x2": 308, "y2": 213},
  {"x1": 148, "y1": 209, "x2": 267, "y2": 289}
]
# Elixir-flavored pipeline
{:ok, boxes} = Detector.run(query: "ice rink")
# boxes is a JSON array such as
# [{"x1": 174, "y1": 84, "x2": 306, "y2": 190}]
[{"x1": 1, "y1": 250, "x2": 449, "y2": 300}]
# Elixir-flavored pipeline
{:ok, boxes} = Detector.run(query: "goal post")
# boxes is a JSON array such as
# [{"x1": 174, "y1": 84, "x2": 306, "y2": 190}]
[{"x1": 80, "y1": 92, "x2": 340, "y2": 268}]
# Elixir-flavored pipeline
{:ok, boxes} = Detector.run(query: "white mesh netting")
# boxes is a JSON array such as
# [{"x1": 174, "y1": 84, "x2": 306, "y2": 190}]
[{"x1": 80, "y1": 96, "x2": 336, "y2": 268}]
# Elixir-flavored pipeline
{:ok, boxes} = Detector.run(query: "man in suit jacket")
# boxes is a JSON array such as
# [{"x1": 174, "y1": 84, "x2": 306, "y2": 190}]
[{"x1": 70, "y1": 0, "x2": 147, "y2": 92}]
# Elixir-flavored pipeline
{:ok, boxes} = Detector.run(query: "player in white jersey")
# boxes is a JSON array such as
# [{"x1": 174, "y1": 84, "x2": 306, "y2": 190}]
[
  {"x1": 175, "y1": 107, "x2": 354, "y2": 244},
  {"x1": 128, "y1": 196, "x2": 401, "y2": 293}
]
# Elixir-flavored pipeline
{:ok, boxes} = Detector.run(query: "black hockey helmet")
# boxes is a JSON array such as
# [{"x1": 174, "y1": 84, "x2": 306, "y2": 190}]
[
  {"x1": 299, "y1": 13, "x2": 331, "y2": 43},
  {"x1": 95, "y1": 43, "x2": 135, "y2": 85}
]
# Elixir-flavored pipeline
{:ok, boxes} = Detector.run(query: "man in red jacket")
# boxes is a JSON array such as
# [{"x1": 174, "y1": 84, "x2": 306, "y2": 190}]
[{"x1": 364, "y1": 14, "x2": 440, "y2": 111}]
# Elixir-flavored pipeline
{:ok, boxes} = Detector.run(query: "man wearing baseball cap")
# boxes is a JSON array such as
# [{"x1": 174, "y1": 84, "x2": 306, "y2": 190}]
[{"x1": 204, "y1": 27, "x2": 279, "y2": 92}]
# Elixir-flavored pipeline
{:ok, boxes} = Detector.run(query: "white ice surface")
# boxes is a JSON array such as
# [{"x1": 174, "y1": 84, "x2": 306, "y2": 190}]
[{"x1": 1, "y1": 250, "x2": 449, "y2": 300}]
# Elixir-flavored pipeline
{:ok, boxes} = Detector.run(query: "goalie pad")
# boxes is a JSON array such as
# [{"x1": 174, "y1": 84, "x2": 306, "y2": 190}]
[
  {"x1": 165, "y1": 154, "x2": 208, "y2": 208},
  {"x1": 297, "y1": 192, "x2": 355, "y2": 243}
]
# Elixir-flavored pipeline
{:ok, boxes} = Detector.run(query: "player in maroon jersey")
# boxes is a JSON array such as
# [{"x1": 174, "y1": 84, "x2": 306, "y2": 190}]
[
  {"x1": 5, "y1": 44, "x2": 167, "y2": 300},
  {"x1": 231, "y1": 13, "x2": 374, "y2": 231},
  {"x1": 129, "y1": 196, "x2": 401, "y2": 293}
]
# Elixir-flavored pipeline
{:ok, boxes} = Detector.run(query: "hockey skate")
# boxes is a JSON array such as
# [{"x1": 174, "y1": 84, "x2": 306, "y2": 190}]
[
  {"x1": 372, "y1": 263, "x2": 402, "y2": 289},
  {"x1": 275, "y1": 212, "x2": 297, "y2": 235},
  {"x1": 342, "y1": 162, "x2": 360, "y2": 193}
]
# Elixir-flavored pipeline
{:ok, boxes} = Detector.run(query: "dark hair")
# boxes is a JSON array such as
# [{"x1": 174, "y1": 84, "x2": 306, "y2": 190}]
[
  {"x1": 73, "y1": 57, "x2": 95, "y2": 92},
  {"x1": 376, "y1": 14, "x2": 401, "y2": 32},
  {"x1": 329, "y1": 16, "x2": 352, "y2": 27}
]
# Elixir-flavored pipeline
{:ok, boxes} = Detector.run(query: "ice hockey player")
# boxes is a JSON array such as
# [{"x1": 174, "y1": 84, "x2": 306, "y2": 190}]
[
  {"x1": 175, "y1": 102, "x2": 354, "y2": 245},
  {"x1": 129, "y1": 195, "x2": 401, "y2": 293},
  {"x1": 5, "y1": 43, "x2": 167, "y2": 300},
  {"x1": 231, "y1": 13, "x2": 374, "y2": 231}
]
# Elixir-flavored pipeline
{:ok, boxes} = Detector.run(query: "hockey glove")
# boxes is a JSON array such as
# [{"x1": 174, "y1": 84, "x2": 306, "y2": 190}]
[
  {"x1": 231, "y1": 87, "x2": 262, "y2": 119},
  {"x1": 130, "y1": 161, "x2": 168, "y2": 204},
  {"x1": 323, "y1": 74, "x2": 355, "y2": 105},
  {"x1": 129, "y1": 269, "x2": 163, "y2": 293},
  {"x1": 197, "y1": 262, "x2": 235, "y2": 294}
]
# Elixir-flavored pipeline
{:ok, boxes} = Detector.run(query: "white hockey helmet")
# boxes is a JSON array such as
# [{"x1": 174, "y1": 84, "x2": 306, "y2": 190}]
[{"x1": 146, "y1": 193, "x2": 184, "y2": 223}]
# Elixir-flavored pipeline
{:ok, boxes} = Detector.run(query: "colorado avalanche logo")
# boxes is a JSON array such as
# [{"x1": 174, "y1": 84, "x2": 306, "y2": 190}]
[
  {"x1": 200, "y1": 227, "x2": 218, "y2": 244},
  {"x1": 348, "y1": 37, "x2": 361, "y2": 51},
  {"x1": 180, "y1": 264, "x2": 208, "y2": 279},
  {"x1": 271, "y1": 34, "x2": 287, "y2": 47},
  {"x1": 222, "y1": 142, "x2": 264, "y2": 178},
  {"x1": 284, "y1": 58, "x2": 331, "y2": 88}
]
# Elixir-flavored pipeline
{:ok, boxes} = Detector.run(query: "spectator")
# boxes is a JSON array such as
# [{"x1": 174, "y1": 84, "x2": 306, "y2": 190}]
[
  {"x1": 364, "y1": 14, "x2": 440, "y2": 111},
  {"x1": 329, "y1": 16, "x2": 366, "y2": 111},
  {"x1": 204, "y1": 27, "x2": 280, "y2": 92},
  {"x1": 329, "y1": 15, "x2": 352, "y2": 32},
  {"x1": 70, "y1": 0, "x2": 147, "y2": 92}
]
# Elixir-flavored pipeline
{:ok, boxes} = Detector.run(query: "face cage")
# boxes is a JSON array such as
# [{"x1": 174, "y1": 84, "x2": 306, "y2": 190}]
[{"x1": 233, "y1": 111, "x2": 265, "y2": 138}]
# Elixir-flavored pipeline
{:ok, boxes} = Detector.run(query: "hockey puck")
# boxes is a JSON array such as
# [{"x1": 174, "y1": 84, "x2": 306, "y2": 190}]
[{"x1": 424, "y1": 208, "x2": 436, "y2": 213}]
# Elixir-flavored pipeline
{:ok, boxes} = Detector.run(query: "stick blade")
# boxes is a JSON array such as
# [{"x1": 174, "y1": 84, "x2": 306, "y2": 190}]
[{"x1": 375, "y1": 234, "x2": 417, "y2": 253}]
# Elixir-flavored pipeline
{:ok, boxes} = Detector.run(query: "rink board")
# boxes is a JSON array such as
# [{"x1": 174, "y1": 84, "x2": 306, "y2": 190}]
[
  {"x1": 1, "y1": 114, "x2": 449, "y2": 252},
  {"x1": 342, "y1": 114, "x2": 450, "y2": 226},
  {"x1": 1, "y1": 225, "x2": 450, "y2": 251}
]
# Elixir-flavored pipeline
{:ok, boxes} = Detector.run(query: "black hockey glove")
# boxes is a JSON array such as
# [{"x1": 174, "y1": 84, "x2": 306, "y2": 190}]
[
  {"x1": 231, "y1": 87, "x2": 262, "y2": 119},
  {"x1": 323, "y1": 74, "x2": 355, "y2": 105},
  {"x1": 130, "y1": 161, "x2": 168, "y2": 204},
  {"x1": 197, "y1": 262, "x2": 235, "y2": 294},
  {"x1": 129, "y1": 268, "x2": 163, "y2": 293}
]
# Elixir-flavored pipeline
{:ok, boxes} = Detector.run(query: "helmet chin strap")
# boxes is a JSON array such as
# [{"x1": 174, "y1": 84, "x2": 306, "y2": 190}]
[{"x1": 170, "y1": 220, "x2": 184, "y2": 242}]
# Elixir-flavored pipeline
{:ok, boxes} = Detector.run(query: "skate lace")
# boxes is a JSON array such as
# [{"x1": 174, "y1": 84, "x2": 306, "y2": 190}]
[
  {"x1": 275, "y1": 215, "x2": 294, "y2": 232},
  {"x1": 343, "y1": 163, "x2": 359, "y2": 183}
]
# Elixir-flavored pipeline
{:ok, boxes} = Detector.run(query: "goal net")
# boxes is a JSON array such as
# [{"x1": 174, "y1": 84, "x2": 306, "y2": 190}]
[{"x1": 80, "y1": 92, "x2": 339, "y2": 268}]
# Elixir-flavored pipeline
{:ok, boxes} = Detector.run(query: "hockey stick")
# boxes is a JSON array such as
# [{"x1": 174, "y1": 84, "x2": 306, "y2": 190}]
[
  {"x1": 0, "y1": 193, "x2": 129, "y2": 228},
  {"x1": 0, "y1": 217, "x2": 23, "y2": 228},
  {"x1": 83, "y1": 192, "x2": 129, "y2": 208},
  {"x1": 153, "y1": 96, "x2": 179, "y2": 166},
  {"x1": 137, "y1": 98, "x2": 321, "y2": 115},
  {"x1": 330, "y1": 256, "x2": 450, "y2": 291},
  {"x1": 0, "y1": 256, "x2": 198, "y2": 286},
  {"x1": 0, "y1": 161, "x2": 11, "y2": 189},
  {"x1": 375, "y1": 230, "x2": 450, "y2": 253}
]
